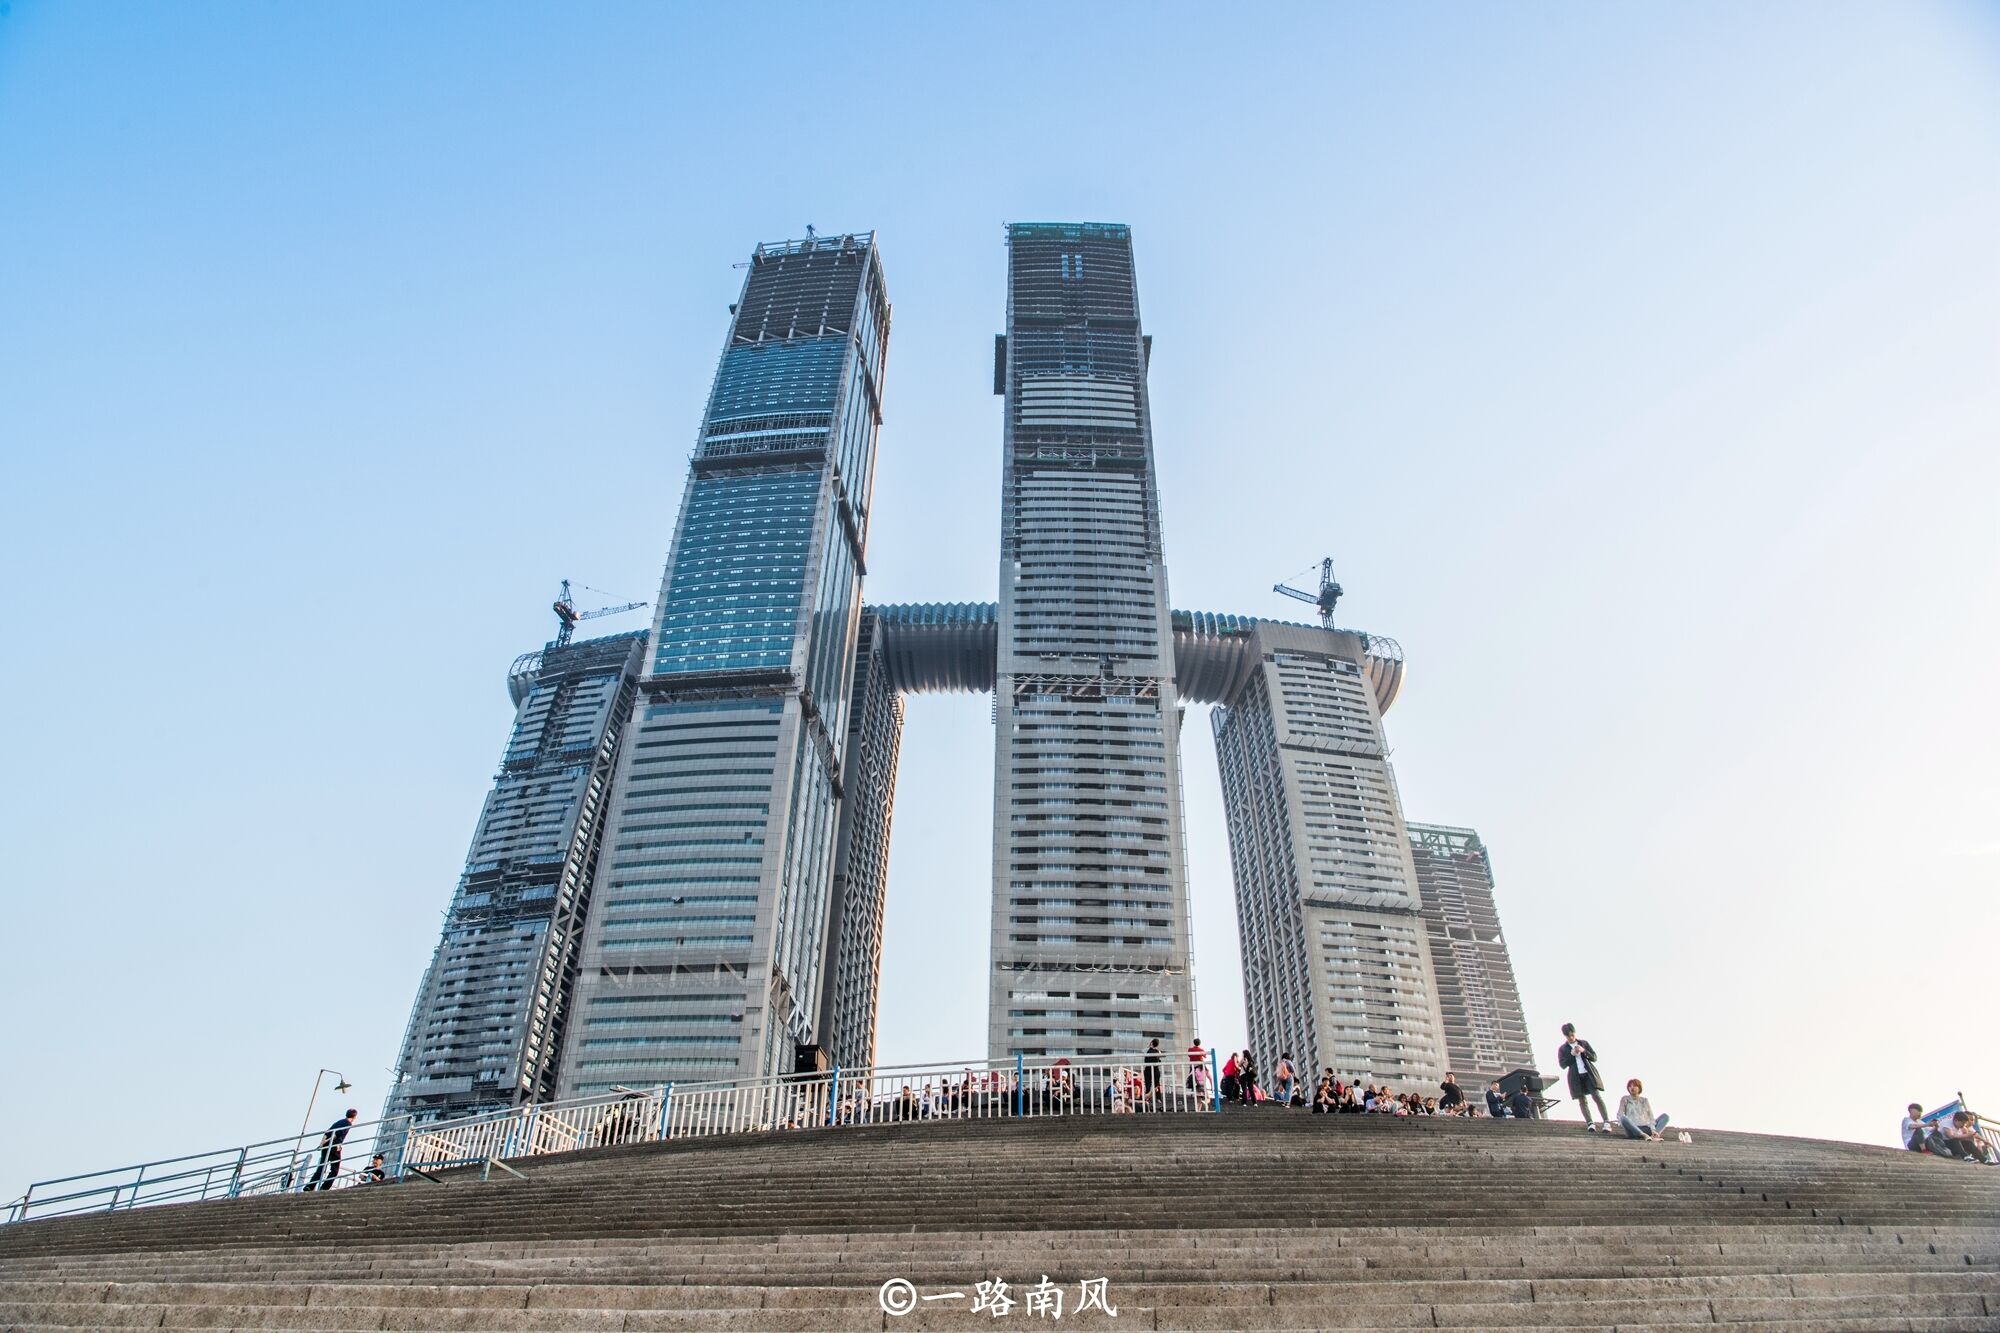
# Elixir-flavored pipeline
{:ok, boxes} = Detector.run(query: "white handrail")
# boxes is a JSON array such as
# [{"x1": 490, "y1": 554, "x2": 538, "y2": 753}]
[{"x1": 10, "y1": 1051, "x2": 1223, "y2": 1224}]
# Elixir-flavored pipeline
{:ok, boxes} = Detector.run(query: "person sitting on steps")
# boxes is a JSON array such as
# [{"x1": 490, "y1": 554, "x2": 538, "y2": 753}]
[
  {"x1": 1940, "y1": 1111, "x2": 1999, "y2": 1164},
  {"x1": 1616, "y1": 1078, "x2": 1671, "y2": 1141}
]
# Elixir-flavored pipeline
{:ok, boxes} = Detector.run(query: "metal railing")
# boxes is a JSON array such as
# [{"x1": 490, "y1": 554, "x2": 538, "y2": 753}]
[
  {"x1": 9, "y1": 1052, "x2": 1222, "y2": 1225},
  {"x1": 6, "y1": 1112, "x2": 414, "y2": 1225}
]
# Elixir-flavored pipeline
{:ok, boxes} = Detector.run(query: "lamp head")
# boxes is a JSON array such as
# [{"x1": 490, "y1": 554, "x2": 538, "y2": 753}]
[{"x1": 335, "y1": 1078, "x2": 352, "y2": 1094}]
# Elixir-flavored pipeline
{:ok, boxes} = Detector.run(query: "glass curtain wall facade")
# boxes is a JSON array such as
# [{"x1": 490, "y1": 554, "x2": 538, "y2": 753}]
[
  {"x1": 385, "y1": 631, "x2": 647, "y2": 1124},
  {"x1": 557, "y1": 233, "x2": 890, "y2": 1094},
  {"x1": 1212, "y1": 620, "x2": 1449, "y2": 1088},
  {"x1": 1407, "y1": 823, "x2": 1534, "y2": 1084},
  {"x1": 816, "y1": 607, "x2": 904, "y2": 1070},
  {"x1": 989, "y1": 222, "x2": 1197, "y2": 1060}
]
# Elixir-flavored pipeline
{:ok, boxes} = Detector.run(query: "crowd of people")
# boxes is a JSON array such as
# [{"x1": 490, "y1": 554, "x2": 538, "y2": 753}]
[
  {"x1": 1188, "y1": 1020, "x2": 1680, "y2": 1142},
  {"x1": 812, "y1": 1022, "x2": 1702, "y2": 1139},
  {"x1": 573, "y1": 1021, "x2": 1697, "y2": 1141}
]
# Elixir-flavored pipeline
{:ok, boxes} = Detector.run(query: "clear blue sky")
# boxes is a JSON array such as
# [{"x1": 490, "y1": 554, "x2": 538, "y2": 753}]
[{"x1": 3, "y1": 3, "x2": 1997, "y2": 1200}]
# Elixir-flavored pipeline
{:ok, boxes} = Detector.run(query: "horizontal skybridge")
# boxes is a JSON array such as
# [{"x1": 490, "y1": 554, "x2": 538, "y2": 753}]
[{"x1": 873, "y1": 603, "x2": 1406, "y2": 711}]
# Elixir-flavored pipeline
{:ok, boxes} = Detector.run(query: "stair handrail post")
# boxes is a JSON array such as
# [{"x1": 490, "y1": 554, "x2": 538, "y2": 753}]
[
  {"x1": 829, "y1": 1066, "x2": 840, "y2": 1127},
  {"x1": 657, "y1": 1083, "x2": 675, "y2": 1140},
  {"x1": 226, "y1": 1146, "x2": 248, "y2": 1199},
  {"x1": 522, "y1": 1103, "x2": 541, "y2": 1158},
  {"x1": 1015, "y1": 1053, "x2": 1024, "y2": 1118},
  {"x1": 124, "y1": 1164, "x2": 146, "y2": 1210},
  {"x1": 1210, "y1": 1049, "x2": 1221, "y2": 1113}
]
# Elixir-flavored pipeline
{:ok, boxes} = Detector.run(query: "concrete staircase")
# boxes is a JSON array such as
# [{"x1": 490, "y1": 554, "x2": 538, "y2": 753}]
[{"x1": 2, "y1": 1114, "x2": 1995, "y2": 1330}]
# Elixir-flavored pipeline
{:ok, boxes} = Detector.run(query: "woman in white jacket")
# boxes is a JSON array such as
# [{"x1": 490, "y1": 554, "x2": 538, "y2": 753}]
[{"x1": 1617, "y1": 1078, "x2": 1670, "y2": 1141}]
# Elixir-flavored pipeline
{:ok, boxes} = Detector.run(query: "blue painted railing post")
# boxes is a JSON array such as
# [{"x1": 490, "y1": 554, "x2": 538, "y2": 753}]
[
  {"x1": 829, "y1": 1067, "x2": 841, "y2": 1126},
  {"x1": 522, "y1": 1104, "x2": 540, "y2": 1158},
  {"x1": 394, "y1": 1117, "x2": 414, "y2": 1181},
  {"x1": 1015, "y1": 1054, "x2": 1025, "y2": 1118},
  {"x1": 500, "y1": 1110, "x2": 521, "y2": 1161},
  {"x1": 1210, "y1": 1049, "x2": 1221, "y2": 1112},
  {"x1": 226, "y1": 1147, "x2": 248, "y2": 1199},
  {"x1": 656, "y1": 1083, "x2": 675, "y2": 1140}
]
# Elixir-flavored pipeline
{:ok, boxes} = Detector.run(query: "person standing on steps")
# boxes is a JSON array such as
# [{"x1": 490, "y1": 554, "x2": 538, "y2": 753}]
[
  {"x1": 1557, "y1": 1023, "x2": 1611, "y2": 1130},
  {"x1": 1616, "y1": 1078, "x2": 1671, "y2": 1141},
  {"x1": 1236, "y1": 1050, "x2": 1259, "y2": 1106},
  {"x1": 1486, "y1": 1080, "x2": 1508, "y2": 1118},
  {"x1": 1143, "y1": 1038, "x2": 1162, "y2": 1108},
  {"x1": 304, "y1": 1109, "x2": 357, "y2": 1191},
  {"x1": 1272, "y1": 1053, "x2": 1297, "y2": 1108},
  {"x1": 1187, "y1": 1037, "x2": 1209, "y2": 1102}
]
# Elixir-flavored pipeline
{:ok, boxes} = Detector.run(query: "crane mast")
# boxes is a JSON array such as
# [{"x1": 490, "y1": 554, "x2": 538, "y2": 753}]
[
  {"x1": 1273, "y1": 556, "x2": 1344, "y2": 627},
  {"x1": 551, "y1": 579, "x2": 649, "y2": 647}
]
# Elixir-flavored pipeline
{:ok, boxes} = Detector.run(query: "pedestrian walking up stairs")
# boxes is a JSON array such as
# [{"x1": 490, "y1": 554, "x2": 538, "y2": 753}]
[{"x1": 2, "y1": 1114, "x2": 1996, "y2": 1331}]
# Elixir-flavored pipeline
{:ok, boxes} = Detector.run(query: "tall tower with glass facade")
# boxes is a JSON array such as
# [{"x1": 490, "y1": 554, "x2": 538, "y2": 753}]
[
  {"x1": 556, "y1": 232, "x2": 890, "y2": 1095},
  {"x1": 1407, "y1": 823, "x2": 1534, "y2": 1083},
  {"x1": 1211, "y1": 619, "x2": 1449, "y2": 1087},
  {"x1": 987, "y1": 223, "x2": 1197, "y2": 1060}
]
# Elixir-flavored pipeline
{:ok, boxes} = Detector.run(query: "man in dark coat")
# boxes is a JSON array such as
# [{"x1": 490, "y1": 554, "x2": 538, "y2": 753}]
[
  {"x1": 305, "y1": 1109, "x2": 357, "y2": 1190},
  {"x1": 1557, "y1": 1023, "x2": 1611, "y2": 1130}
]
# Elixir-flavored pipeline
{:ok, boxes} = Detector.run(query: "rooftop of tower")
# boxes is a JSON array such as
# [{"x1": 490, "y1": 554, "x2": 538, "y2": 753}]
[
  {"x1": 1007, "y1": 220, "x2": 1131, "y2": 240},
  {"x1": 749, "y1": 230, "x2": 875, "y2": 258}
]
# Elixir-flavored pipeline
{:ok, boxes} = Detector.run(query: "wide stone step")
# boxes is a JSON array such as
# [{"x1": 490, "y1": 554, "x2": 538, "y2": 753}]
[
  {"x1": 3, "y1": 1293, "x2": 1996, "y2": 1332},
  {"x1": 10, "y1": 1238, "x2": 1995, "y2": 1279},
  {"x1": 15, "y1": 1245, "x2": 1994, "y2": 1281}
]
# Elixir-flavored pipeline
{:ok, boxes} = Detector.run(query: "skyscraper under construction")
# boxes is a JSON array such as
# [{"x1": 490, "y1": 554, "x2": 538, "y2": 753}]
[
  {"x1": 554, "y1": 232, "x2": 892, "y2": 1093},
  {"x1": 987, "y1": 223, "x2": 1198, "y2": 1060},
  {"x1": 384, "y1": 631, "x2": 648, "y2": 1123},
  {"x1": 386, "y1": 223, "x2": 1528, "y2": 1108},
  {"x1": 1407, "y1": 823, "x2": 1534, "y2": 1084},
  {"x1": 1211, "y1": 619, "x2": 1450, "y2": 1088}
]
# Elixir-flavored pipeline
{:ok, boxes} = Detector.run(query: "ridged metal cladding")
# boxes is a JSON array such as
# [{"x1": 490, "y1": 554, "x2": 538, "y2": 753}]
[
  {"x1": 1364, "y1": 643, "x2": 1405, "y2": 715},
  {"x1": 872, "y1": 602, "x2": 999, "y2": 694},
  {"x1": 872, "y1": 604, "x2": 1405, "y2": 714},
  {"x1": 506, "y1": 652, "x2": 544, "y2": 707}
]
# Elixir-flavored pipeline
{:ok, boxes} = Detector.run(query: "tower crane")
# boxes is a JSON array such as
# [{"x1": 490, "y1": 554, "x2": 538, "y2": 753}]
[
  {"x1": 551, "y1": 579, "x2": 649, "y2": 647},
  {"x1": 1273, "y1": 557, "x2": 1344, "y2": 628}
]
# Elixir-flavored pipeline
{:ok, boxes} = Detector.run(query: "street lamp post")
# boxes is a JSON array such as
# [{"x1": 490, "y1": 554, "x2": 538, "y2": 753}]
[{"x1": 286, "y1": 1069, "x2": 352, "y2": 1190}]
